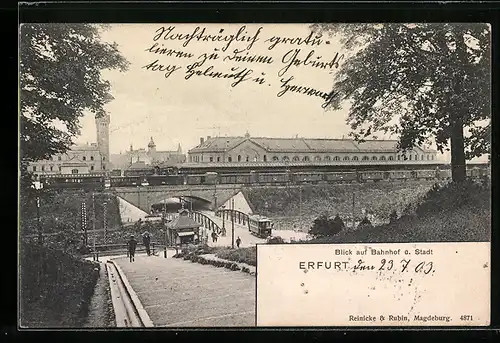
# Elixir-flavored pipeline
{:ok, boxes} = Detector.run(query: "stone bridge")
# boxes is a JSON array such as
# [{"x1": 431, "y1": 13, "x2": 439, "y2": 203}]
[{"x1": 113, "y1": 184, "x2": 244, "y2": 213}]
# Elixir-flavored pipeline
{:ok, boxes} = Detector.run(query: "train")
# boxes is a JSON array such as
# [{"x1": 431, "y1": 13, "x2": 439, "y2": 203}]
[{"x1": 38, "y1": 166, "x2": 489, "y2": 190}]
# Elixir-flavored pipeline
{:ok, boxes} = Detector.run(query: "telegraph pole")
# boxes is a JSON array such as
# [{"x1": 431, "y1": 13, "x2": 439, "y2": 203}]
[
  {"x1": 103, "y1": 198, "x2": 108, "y2": 242},
  {"x1": 352, "y1": 192, "x2": 355, "y2": 230},
  {"x1": 92, "y1": 192, "x2": 96, "y2": 259},
  {"x1": 231, "y1": 198, "x2": 235, "y2": 249}
]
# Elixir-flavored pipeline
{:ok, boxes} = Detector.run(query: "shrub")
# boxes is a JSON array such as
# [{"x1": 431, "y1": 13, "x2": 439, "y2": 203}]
[
  {"x1": 215, "y1": 247, "x2": 257, "y2": 266},
  {"x1": 357, "y1": 216, "x2": 373, "y2": 230},
  {"x1": 389, "y1": 210, "x2": 398, "y2": 223},
  {"x1": 267, "y1": 236, "x2": 285, "y2": 244},
  {"x1": 20, "y1": 242, "x2": 100, "y2": 328},
  {"x1": 309, "y1": 213, "x2": 344, "y2": 238}
]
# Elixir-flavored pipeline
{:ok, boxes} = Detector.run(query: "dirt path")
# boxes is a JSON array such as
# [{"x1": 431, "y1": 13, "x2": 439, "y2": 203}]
[{"x1": 84, "y1": 262, "x2": 115, "y2": 327}]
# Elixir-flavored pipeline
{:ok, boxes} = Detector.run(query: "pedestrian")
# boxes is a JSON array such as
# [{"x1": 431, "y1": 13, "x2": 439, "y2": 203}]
[
  {"x1": 236, "y1": 236, "x2": 241, "y2": 248},
  {"x1": 127, "y1": 235, "x2": 137, "y2": 262},
  {"x1": 142, "y1": 231, "x2": 151, "y2": 256}
]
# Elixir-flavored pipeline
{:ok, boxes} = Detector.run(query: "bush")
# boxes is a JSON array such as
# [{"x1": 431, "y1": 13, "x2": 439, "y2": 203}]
[
  {"x1": 215, "y1": 247, "x2": 257, "y2": 266},
  {"x1": 267, "y1": 236, "x2": 285, "y2": 244},
  {"x1": 357, "y1": 216, "x2": 373, "y2": 230},
  {"x1": 20, "y1": 242, "x2": 100, "y2": 328},
  {"x1": 309, "y1": 213, "x2": 344, "y2": 238},
  {"x1": 389, "y1": 210, "x2": 398, "y2": 223}
]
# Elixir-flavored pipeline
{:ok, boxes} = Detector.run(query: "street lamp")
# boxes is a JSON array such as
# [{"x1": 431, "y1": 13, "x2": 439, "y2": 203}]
[
  {"x1": 231, "y1": 198, "x2": 235, "y2": 249},
  {"x1": 221, "y1": 204, "x2": 226, "y2": 237},
  {"x1": 32, "y1": 179, "x2": 44, "y2": 245}
]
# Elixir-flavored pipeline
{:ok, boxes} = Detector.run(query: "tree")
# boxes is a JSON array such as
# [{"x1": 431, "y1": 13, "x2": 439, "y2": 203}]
[
  {"x1": 313, "y1": 23, "x2": 490, "y2": 182},
  {"x1": 19, "y1": 24, "x2": 129, "y2": 193},
  {"x1": 309, "y1": 213, "x2": 344, "y2": 237}
]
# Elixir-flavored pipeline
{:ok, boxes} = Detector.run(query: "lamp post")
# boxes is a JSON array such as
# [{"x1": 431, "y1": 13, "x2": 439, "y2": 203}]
[
  {"x1": 221, "y1": 204, "x2": 226, "y2": 237},
  {"x1": 33, "y1": 180, "x2": 44, "y2": 245},
  {"x1": 231, "y1": 198, "x2": 235, "y2": 249}
]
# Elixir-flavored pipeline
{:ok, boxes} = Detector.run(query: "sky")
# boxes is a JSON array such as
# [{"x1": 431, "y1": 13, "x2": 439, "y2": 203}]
[{"x1": 71, "y1": 24, "x2": 487, "y2": 162}]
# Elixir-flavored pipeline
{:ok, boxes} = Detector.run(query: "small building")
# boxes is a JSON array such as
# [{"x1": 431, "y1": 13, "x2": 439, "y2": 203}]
[{"x1": 166, "y1": 209, "x2": 201, "y2": 246}]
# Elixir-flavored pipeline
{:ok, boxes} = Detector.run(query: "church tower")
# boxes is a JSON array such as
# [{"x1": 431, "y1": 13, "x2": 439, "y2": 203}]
[
  {"x1": 148, "y1": 137, "x2": 157, "y2": 162},
  {"x1": 95, "y1": 114, "x2": 110, "y2": 170}
]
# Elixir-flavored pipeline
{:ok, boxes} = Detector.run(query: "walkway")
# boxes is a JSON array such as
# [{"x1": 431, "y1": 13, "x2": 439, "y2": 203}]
[
  {"x1": 117, "y1": 196, "x2": 148, "y2": 223},
  {"x1": 199, "y1": 211, "x2": 266, "y2": 248},
  {"x1": 112, "y1": 255, "x2": 255, "y2": 327}
]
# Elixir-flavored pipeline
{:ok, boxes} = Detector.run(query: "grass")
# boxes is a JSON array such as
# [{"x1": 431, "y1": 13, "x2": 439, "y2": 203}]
[
  {"x1": 19, "y1": 242, "x2": 100, "y2": 328},
  {"x1": 214, "y1": 246, "x2": 257, "y2": 266}
]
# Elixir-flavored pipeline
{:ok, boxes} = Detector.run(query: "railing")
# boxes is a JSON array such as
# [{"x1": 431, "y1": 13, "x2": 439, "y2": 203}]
[
  {"x1": 216, "y1": 208, "x2": 250, "y2": 228},
  {"x1": 190, "y1": 211, "x2": 222, "y2": 235},
  {"x1": 88, "y1": 242, "x2": 159, "y2": 260}
]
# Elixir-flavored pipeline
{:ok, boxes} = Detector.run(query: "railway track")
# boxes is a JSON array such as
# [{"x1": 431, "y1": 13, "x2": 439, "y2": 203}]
[{"x1": 106, "y1": 260, "x2": 154, "y2": 327}]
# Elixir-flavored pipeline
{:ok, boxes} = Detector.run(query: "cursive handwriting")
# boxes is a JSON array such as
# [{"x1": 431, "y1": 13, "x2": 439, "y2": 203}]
[
  {"x1": 185, "y1": 64, "x2": 254, "y2": 88},
  {"x1": 277, "y1": 75, "x2": 340, "y2": 108},
  {"x1": 278, "y1": 49, "x2": 344, "y2": 77},
  {"x1": 145, "y1": 43, "x2": 194, "y2": 59},
  {"x1": 142, "y1": 59, "x2": 181, "y2": 78},
  {"x1": 265, "y1": 31, "x2": 324, "y2": 50},
  {"x1": 153, "y1": 25, "x2": 263, "y2": 52},
  {"x1": 223, "y1": 48, "x2": 274, "y2": 64}
]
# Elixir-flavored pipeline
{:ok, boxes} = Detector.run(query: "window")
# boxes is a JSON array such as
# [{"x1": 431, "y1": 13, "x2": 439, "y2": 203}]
[
  {"x1": 58, "y1": 166, "x2": 62, "y2": 171},
  {"x1": 263, "y1": 155, "x2": 267, "y2": 162},
  {"x1": 33, "y1": 166, "x2": 37, "y2": 172},
  {"x1": 380, "y1": 156, "x2": 386, "y2": 161},
  {"x1": 421, "y1": 155, "x2": 424, "y2": 161},
  {"x1": 314, "y1": 156, "x2": 321, "y2": 161},
  {"x1": 228, "y1": 156, "x2": 232, "y2": 162},
  {"x1": 217, "y1": 157, "x2": 221, "y2": 162},
  {"x1": 246, "y1": 156, "x2": 249, "y2": 162},
  {"x1": 72, "y1": 169, "x2": 79, "y2": 174},
  {"x1": 388, "y1": 156, "x2": 393, "y2": 161},
  {"x1": 58, "y1": 156, "x2": 61, "y2": 161},
  {"x1": 415, "y1": 155, "x2": 418, "y2": 160},
  {"x1": 90, "y1": 156, "x2": 94, "y2": 161},
  {"x1": 409, "y1": 155, "x2": 412, "y2": 160},
  {"x1": 41, "y1": 166, "x2": 45, "y2": 171},
  {"x1": 209, "y1": 157, "x2": 213, "y2": 162},
  {"x1": 238, "y1": 155, "x2": 242, "y2": 162},
  {"x1": 427, "y1": 155, "x2": 430, "y2": 160},
  {"x1": 293, "y1": 156, "x2": 300, "y2": 161},
  {"x1": 272, "y1": 156, "x2": 279, "y2": 161},
  {"x1": 283, "y1": 156, "x2": 290, "y2": 161},
  {"x1": 324, "y1": 156, "x2": 331, "y2": 161},
  {"x1": 50, "y1": 166, "x2": 53, "y2": 171},
  {"x1": 91, "y1": 165, "x2": 94, "y2": 171},
  {"x1": 352, "y1": 156, "x2": 358, "y2": 161},
  {"x1": 397, "y1": 155, "x2": 400, "y2": 160},
  {"x1": 83, "y1": 156, "x2": 86, "y2": 161},
  {"x1": 334, "y1": 156, "x2": 340, "y2": 161},
  {"x1": 103, "y1": 165, "x2": 106, "y2": 170},
  {"x1": 362, "y1": 156, "x2": 369, "y2": 161},
  {"x1": 303, "y1": 156, "x2": 310, "y2": 162},
  {"x1": 343, "y1": 156, "x2": 349, "y2": 161},
  {"x1": 431, "y1": 155, "x2": 434, "y2": 160},
  {"x1": 372, "y1": 156, "x2": 378, "y2": 161}
]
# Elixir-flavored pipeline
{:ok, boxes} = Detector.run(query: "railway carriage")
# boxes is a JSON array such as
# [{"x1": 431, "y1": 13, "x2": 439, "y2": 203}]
[
  {"x1": 186, "y1": 174, "x2": 203, "y2": 185},
  {"x1": 146, "y1": 175, "x2": 184, "y2": 186},
  {"x1": 41, "y1": 174, "x2": 105, "y2": 189},
  {"x1": 324, "y1": 172, "x2": 357, "y2": 183},
  {"x1": 386, "y1": 170, "x2": 413, "y2": 181},
  {"x1": 359, "y1": 171, "x2": 385, "y2": 182},
  {"x1": 219, "y1": 173, "x2": 252, "y2": 184},
  {"x1": 258, "y1": 172, "x2": 290, "y2": 185},
  {"x1": 109, "y1": 176, "x2": 141, "y2": 187},
  {"x1": 414, "y1": 170, "x2": 437, "y2": 180},
  {"x1": 293, "y1": 172, "x2": 324, "y2": 184},
  {"x1": 248, "y1": 215, "x2": 273, "y2": 238}
]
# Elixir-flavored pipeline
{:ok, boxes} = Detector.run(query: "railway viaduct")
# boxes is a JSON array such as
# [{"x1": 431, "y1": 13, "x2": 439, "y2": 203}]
[{"x1": 112, "y1": 184, "x2": 244, "y2": 212}]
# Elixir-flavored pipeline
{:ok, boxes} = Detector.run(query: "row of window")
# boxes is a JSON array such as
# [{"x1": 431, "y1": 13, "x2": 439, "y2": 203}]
[
  {"x1": 31, "y1": 165, "x2": 101, "y2": 172},
  {"x1": 48, "y1": 155, "x2": 105, "y2": 162},
  {"x1": 191, "y1": 154, "x2": 436, "y2": 163}
]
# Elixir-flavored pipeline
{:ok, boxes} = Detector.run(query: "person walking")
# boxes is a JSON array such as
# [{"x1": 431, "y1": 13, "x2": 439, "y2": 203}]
[
  {"x1": 236, "y1": 236, "x2": 241, "y2": 248},
  {"x1": 127, "y1": 235, "x2": 137, "y2": 262},
  {"x1": 142, "y1": 231, "x2": 151, "y2": 256}
]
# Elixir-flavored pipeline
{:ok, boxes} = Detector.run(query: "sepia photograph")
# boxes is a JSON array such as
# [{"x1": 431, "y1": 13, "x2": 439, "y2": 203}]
[{"x1": 19, "y1": 22, "x2": 491, "y2": 328}]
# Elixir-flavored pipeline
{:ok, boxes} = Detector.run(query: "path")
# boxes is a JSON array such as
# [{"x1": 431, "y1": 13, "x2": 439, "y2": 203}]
[
  {"x1": 199, "y1": 210, "x2": 266, "y2": 248},
  {"x1": 112, "y1": 255, "x2": 255, "y2": 327},
  {"x1": 118, "y1": 196, "x2": 148, "y2": 223}
]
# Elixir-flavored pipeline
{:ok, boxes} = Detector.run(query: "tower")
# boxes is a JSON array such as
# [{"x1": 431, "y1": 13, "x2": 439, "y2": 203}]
[
  {"x1": 95, "y1": 114, "x2": 110, "y2": 170},
  {"x1": 148, "y1": 137, "x2": 157, "y2": 161}
]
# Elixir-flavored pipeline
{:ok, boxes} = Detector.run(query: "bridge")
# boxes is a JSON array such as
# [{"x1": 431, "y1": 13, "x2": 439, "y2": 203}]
[{"x1": 113, "y1": 184, "x2": 244, "y2": 213}]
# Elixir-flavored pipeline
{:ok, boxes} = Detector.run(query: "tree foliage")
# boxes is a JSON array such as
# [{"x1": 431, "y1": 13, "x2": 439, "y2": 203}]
[
  {"x1": 19, "y1": 24, "x2": 129, "y2": 186},
  {"x1": 313, "y1": 23, "x2": 491, "y2": 182},
  {"x1": 309, "y1": 213, "x2": 344, "y2": 237}
]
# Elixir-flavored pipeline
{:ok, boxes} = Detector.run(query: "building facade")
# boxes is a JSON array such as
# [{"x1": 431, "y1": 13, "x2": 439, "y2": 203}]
[
  {"x1": 28, "y1": 114, "x2": 111, "y2": 176},
  {"x1": 110, "y1": 137, "x2": 186, "y2": 171},
  {"x1": 187, "y1": 133, "x2": 438, "y2": 164}
]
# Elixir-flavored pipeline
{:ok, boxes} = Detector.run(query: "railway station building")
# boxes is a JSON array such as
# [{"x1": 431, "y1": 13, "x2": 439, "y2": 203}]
[{"x1": 187, "y1": 133, "x2": 438, "y2": 165}]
